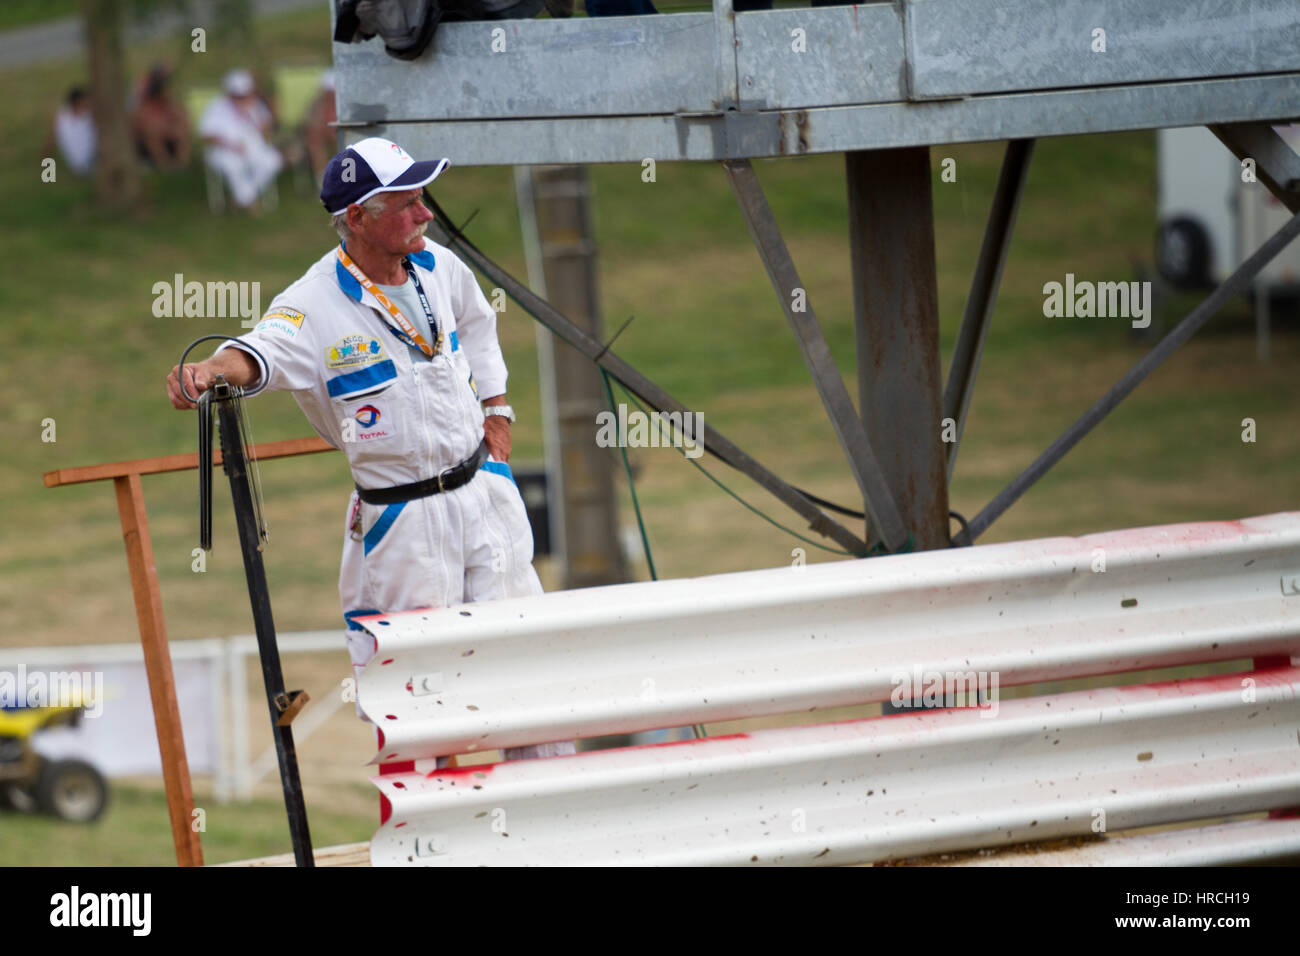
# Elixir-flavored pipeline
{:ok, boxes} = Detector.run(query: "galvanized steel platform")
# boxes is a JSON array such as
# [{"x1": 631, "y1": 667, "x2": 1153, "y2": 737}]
[{"x1": 334, "y1": 0, "x2": 1300, "y2": 164}]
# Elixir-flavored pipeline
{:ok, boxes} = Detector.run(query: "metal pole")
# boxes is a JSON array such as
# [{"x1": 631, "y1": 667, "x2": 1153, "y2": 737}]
[
  {"x1": 529, "y1": 165, "x2": 629, "y2": 588},
  {"x1": 513, "y1": 166, "x2": 568, "y2": 579},
  {"x1": 847, "y1": 147, "x2": 948, "y2": 551},
  {"x1": 215, "y1": 389, "x2": 314, "y2": 867}
]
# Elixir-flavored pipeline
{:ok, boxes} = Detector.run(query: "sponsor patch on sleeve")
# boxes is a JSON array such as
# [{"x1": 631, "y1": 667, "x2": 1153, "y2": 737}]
[
  {"x1": 264, "y1": 307, "x2": 305, "y2": 327},
  {"x1": 255, "y1": 316, "x2": 300, "y2": 338}
]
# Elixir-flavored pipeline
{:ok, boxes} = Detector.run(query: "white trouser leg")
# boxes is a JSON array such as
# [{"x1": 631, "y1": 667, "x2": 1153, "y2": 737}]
[{"x1": 340, "y1": 478, "x2": 575, "y2": 759}]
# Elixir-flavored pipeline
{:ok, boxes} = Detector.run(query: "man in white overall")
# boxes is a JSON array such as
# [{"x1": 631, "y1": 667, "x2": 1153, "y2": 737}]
[
  {"x1": 198, "y1": 69, "x2": 283, "y2": 210},
  {"x1": 167, "y1": 137, "x2": 573, "y2": 761}
]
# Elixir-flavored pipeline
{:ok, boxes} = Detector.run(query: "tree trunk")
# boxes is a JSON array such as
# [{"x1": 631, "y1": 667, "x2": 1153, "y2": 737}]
[{"x1": 82, "y1": 0, "x2": 140, "y2": 209}]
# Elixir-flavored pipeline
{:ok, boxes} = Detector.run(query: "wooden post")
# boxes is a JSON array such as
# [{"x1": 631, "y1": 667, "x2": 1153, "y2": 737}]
[
  {"x1": 44, "y1": 437, "x2": 335, "y2": 865},
  {"x1": 530, "y1": 165, "x2": 629, "y2": 588},
  {"x1": 113, "y1": 474, "x2": 204, "y2": 867}
]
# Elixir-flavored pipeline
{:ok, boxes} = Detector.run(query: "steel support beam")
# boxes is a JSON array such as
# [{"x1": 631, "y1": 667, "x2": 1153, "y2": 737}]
[
  {"x1": 351, "y1": 75, "x2": 1300, "y2": 166},
  {"x1": 711, "y1": 0, "x2": 738, "y2": 111},
  {"x1": 943, "y1": 139, "x2": 1034, "y2": 482},
  {"x1": 847, "y1": 147, "x2": 948, "y2": 550},
  {"x1": 965, "y1": 209, "x2": 1300, "y2": 542},
  {"x1": 425, "y1": 200, "x2": 870, "y2": 555},
  {"x1": 1208, "y1": 122, "x2": 1300, "y2": 214},
  {"x1": 723, "y1": 159, "x2": 907, "y2": 552}
]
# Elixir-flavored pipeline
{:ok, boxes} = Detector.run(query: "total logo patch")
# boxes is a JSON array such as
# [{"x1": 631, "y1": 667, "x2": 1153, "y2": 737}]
[
  {"x1": 348, "y1": 403, "x2": 394, "y2": 442},
  {"x1": 327, "y1": 334, "x2": 386, "y2": 369}
]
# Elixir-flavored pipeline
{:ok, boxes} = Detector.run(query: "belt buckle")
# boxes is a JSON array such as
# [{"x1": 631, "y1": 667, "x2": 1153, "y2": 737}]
[{"x1": 436, "y1": 465, "x2": 454, "y2": 493}]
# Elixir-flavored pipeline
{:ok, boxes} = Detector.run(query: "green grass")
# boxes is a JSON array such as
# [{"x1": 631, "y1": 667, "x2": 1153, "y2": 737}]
[
  {"x1": 0, "y1": 783, "x2": 373, "y2": 866},
  {"x1": 2, "y1": 4, "x2": 1298, "y2": 863}
]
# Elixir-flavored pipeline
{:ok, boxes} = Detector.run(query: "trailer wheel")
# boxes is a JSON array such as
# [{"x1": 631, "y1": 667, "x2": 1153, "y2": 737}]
[
  {"x1": 1156, "y1": 216, "x2": 1211, "y2": 289},
  {"x1": 36, "y1": 760, "x2": 108, "y2": 822}
]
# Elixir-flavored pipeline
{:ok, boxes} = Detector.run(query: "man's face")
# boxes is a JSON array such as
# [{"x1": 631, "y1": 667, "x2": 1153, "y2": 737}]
[{"x1": 353, "y1": 188, "x2": 434, "y2": 258}]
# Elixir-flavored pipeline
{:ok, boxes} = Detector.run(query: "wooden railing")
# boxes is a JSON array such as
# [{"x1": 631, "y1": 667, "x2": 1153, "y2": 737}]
[{"x1": 43, "y1": 436, "x2": 334, "y2": 866}]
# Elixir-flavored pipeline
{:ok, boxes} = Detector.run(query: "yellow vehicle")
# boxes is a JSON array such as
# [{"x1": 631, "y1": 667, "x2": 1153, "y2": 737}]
[{"x1": 0, "y1": 696, "x2": 108, "y2": 823}]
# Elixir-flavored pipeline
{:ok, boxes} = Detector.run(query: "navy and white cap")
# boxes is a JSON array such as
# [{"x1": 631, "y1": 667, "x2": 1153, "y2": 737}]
[{"x1": 320, "y1": 137, "x2": 449, "y2": 216}]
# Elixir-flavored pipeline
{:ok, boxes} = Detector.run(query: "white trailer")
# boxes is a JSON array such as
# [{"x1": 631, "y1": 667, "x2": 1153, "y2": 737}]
[{"x1": 1156, "y1": 124, "x2": 1300, "y2": 355}]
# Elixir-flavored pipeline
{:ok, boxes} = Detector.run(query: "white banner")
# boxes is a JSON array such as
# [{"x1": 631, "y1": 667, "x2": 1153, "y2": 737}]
[{"x1": 14, "y1": 659, "x2": 218, "y2": 777}]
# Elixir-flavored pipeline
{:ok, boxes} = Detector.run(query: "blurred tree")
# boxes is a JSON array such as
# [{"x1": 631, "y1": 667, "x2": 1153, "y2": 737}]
[
  {"x1": 81, "y1": 0, "x2": 140, "y2": 209},
  {"x1": 79, "y1": 0, "x2": 263, "y2": 209},
  {"x1": 213, "y1": 0, "x2": 256, "y2": 56}
]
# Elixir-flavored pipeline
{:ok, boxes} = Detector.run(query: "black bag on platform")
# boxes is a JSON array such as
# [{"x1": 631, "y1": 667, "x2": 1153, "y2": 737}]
[{"x1": 335, "y1": 0, "x2": 546, "y2": 61}]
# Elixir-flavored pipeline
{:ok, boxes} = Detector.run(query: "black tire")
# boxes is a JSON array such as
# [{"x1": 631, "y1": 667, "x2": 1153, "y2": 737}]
[
  {"x1": 36, "y1": 759, "x2": 108, "y2": 823},
  {"x1": 1155, "y1": 216, "x2": 1212, "y2": 290}
]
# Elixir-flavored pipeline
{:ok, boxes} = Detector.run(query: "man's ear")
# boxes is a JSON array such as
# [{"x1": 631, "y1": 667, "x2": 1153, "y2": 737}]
[{"x1": 346, "y1": 202, "x2": 366, "y2": 235}]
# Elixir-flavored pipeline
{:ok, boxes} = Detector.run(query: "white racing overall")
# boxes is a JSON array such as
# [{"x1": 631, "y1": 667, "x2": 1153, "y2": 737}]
[{"x1": 221, "y1": 238, "x2": 573, "y2": 760}]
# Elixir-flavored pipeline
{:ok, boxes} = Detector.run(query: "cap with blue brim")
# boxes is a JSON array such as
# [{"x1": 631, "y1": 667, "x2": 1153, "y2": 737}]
[{"x1": 321, "y1": 137, "x2": 449, "y2": 215}]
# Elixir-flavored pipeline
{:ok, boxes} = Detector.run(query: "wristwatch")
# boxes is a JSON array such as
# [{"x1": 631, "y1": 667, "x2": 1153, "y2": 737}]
[{"x1": 483, "y1": 405, "x2": 516, "y2": 424}]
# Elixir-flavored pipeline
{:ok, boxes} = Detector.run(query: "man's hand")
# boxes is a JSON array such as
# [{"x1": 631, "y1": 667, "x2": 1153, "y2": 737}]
[
  {"x1": 482, "y1": 415, "x2": 511, "y2": 463},
  {"x1": 167, "y1": 362, "x2": 216, "y2": 410},
  {"x1": 167, "y1": 349, "x2": 260, "y2": 410}
]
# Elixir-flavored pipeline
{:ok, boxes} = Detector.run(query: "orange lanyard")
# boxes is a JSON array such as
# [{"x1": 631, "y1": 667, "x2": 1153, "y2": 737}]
[{"x1": 336, "y1": 246, "x2": 441, "y2": 358}]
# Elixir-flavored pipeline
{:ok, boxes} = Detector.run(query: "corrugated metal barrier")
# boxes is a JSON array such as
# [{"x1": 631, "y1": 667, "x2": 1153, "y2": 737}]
[{"x1": 351, "y1": 513, "x2": 1300, "y2": 866}]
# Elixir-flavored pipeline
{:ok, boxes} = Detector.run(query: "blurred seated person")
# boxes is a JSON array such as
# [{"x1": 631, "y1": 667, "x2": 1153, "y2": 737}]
[
  {"x1": 303, "y1": 70, "x2": 338, "y2": 186},
  {"x1": 132, "y1": 64, "x2": 191, "y2": 170},
  {"x1": 46, "y1": 86, "x2": 96, "y2": 177},
  {"x1": 198, "y1": 69, "x2": 283, "y2": 210}
]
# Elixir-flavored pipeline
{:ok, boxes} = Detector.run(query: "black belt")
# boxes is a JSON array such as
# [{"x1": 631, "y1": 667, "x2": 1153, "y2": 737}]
[{"x1": 355, "y1": 439, "x2": 489, "y2": 505}]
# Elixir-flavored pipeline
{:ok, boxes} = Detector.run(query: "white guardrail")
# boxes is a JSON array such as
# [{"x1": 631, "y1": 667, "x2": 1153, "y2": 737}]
[{"x1": 354, "y1": 513, "x2": 1300, "y2": 866}]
